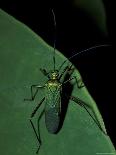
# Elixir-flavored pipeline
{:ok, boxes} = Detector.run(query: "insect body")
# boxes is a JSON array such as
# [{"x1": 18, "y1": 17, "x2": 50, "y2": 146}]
[
  {"x1": 45, "y1": 71, "x2": 62, "y2": 133},
  {"x1": 25, "y1": 48, "x2": 108, "y2": 154},
  {"x1": 24, "y1": 66, "x2": 75, "y2": 154},
  {"x1": 24, "y1": 9, "x2": 109, "y2": 154}
]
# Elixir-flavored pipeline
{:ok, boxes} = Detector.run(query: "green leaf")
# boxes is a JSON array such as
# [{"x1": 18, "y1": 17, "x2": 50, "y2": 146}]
[{"x1": 0, "y1": 9, "x2": 115, "y2": 155}]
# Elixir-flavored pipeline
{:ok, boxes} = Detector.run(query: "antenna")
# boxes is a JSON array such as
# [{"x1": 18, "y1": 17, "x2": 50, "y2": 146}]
[
  {"x1": 58, "y1": 44, "x2": 111, "y2": 71},
  {"x1": 51, "y1": 9, "x2": 56, "y2": 71}
]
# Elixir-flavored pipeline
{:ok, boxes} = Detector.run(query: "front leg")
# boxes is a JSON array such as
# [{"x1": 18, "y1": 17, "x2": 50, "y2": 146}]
[
  {"x1": 40, "y1": 68, "x2": 50, "y2": 79},
  {"x1": 24, "y1": 85, "x2": 44, "y2": 101}
]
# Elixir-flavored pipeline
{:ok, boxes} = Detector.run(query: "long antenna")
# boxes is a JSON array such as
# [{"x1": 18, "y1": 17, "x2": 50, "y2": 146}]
[
  {"x1": 58, "y1": 44, "x2": 111, "y2": 71},
  {"x1": 51, "y1": 9, "x2": 56, "y2": 71}
]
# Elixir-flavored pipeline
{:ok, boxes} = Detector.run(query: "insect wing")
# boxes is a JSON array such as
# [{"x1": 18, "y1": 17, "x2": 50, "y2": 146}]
[{"x1": 45, "y1": 85, "x2": 61, "y2": 133}]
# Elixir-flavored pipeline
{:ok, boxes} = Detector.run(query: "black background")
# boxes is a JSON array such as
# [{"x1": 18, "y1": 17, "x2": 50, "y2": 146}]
[{"x1": 1, "y1": 1, "x2": 115, "y2": 147}]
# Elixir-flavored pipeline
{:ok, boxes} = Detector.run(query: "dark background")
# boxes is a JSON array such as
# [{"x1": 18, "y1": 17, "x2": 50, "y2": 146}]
[{"x1": 1, "y1": 1, "x2": 115, "y2": 147}]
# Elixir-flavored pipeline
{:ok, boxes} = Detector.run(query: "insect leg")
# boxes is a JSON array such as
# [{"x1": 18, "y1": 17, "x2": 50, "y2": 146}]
[
  {"x1": 59, "y1": 63, "x2": 83, "y2": 88},
  {"x1": 30, "y1": 119, "x2": 41, "y2": 154},
  {"x1": 70, "y1": 96, "x2": 107, "y2": 135},
  {"x1": 59, "y1": 64, "x2": 74, "y2": 82},
  {"x1": 40, "y1": 68, "x2": 50, "y2": 78},
  {"x1": 63, "y1": 77, "x2": 74, "y2": 84},
  {"x1": 24, "y1": 85, "x2": 44, "y2": 101},
  {"x1": 31, "y1": 97, "x2": 45, "y2": 118},
  {"x1": 30, "y1": 112, "x2": 44, "y2": 154},
  {"x1": 63, "y1": 76, "x2": 84, "y2": 88},
  {"x1": 30, "y1": 98, "x2": 45, "y2": 154},
  {"x1": 73, "y1": 76, "x2": 85, "y2": 88},
  {"x1": 36, "y1": 109, "x2": 45, "y2": 154},
  {"x1": 58, "y1": 65, "x2": 69, "y2": 80}
]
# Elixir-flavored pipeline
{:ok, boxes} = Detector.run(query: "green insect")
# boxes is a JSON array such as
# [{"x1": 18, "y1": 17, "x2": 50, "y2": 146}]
[{"x1": 24, "y1": 9, "x2": 108, "y2": 154}]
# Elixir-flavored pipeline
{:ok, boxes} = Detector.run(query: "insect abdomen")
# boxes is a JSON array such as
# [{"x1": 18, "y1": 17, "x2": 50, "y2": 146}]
[{"x1": 45, "y1": 107, "x2": 60, "y2": 133}]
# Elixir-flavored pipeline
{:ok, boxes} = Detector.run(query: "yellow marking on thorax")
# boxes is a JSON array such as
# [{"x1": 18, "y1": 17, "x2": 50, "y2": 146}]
[{"x1": 49, "y1": 81, "x2": 61, "y2": 86}]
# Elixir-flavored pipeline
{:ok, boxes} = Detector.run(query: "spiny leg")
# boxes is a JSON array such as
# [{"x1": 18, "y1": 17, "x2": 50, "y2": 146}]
[
  {"x1": 30, "y1": 98, "x2": 45, "y2": 154},
  {"x1": 70, "y1": 96, "x2": 107, "y2": 135},
  {"x1": 24, "y1": 85, "x2": 44, "y2": 101}
]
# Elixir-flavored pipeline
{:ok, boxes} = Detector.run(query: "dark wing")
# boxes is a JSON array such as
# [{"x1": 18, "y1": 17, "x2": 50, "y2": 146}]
[{"x1": 45, "y1": 85, "x2": 61, "y2": 133}]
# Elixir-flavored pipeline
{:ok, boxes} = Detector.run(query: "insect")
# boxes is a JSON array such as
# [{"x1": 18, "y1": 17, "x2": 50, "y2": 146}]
[{"x1": 24, "y1": 9, "x2": 109, "y2": 154}]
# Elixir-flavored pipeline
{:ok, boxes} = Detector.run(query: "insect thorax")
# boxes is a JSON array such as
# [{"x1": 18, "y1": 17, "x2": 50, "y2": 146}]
[
  {"x1": 45, "y1": 79, "x2": 62, "y2": 103},
  {"x1": 45, "y1": 79, "x2": 62, "y2": 90}
]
